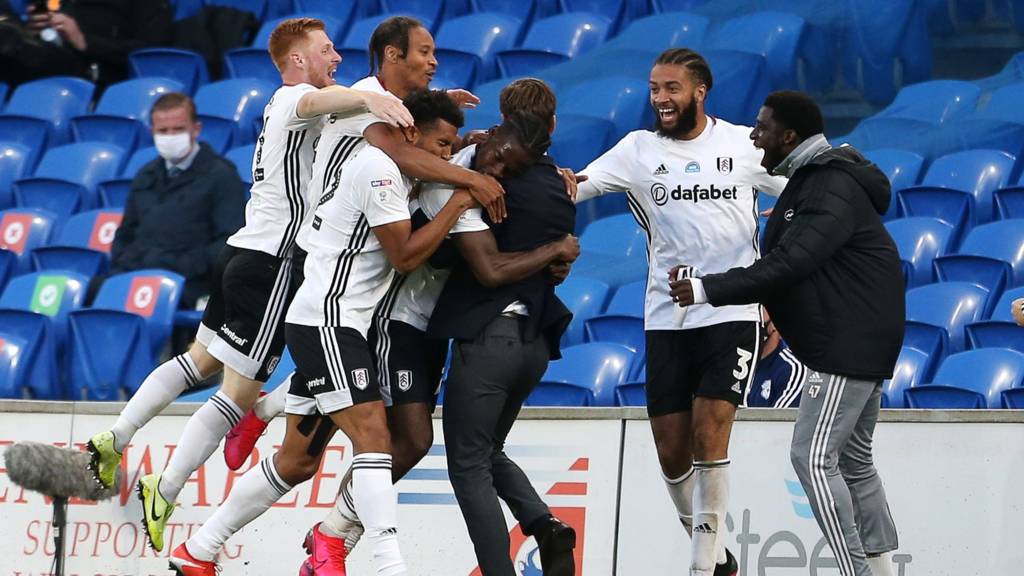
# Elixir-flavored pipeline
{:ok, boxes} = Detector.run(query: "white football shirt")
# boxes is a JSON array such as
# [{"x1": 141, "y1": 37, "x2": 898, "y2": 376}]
[
  {"x1": 227, "y1": 83, "x2": 325, "y2": 258},
  {"x1": 577, "y1": 117, "x2": 787, "y2": 330},
  {"x1": 286, "y1": 146, "x2": 412, "y2": 335},
  {"x1": 380, "y1": 145, "x2": 488, "y2": 331},
  {"x1": 297, "y1": 76, "x2": 389, "y2": 252}
]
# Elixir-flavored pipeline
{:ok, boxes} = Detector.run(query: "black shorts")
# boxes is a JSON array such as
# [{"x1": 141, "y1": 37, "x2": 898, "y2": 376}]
[
  {"x1": 645, "y1": 321, "x2": 761, "y2": 417},
  {"x1": 368, "y1": 317, "x2": 448, "y2": 408},
  {"x1": 199, "y1": 245, "x2": 304, "y2": 382},
  {"x1": 285, "y1": 323, "x2": 382, "y2": 415}
]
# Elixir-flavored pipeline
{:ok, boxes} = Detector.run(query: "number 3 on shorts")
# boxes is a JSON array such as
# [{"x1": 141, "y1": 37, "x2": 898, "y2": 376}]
[{"x1": 732, "y1": 347, "x2": 753, "y2": 380}]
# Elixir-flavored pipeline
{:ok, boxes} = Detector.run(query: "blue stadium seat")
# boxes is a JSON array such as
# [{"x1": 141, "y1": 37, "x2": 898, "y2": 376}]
[
  {"x1": 251, "y1": 14, "x2": 349, "y2": 48},
  {"x1": 471, "y1": 0, "x2": 537, "y2": 25},
  {"x1": 224, "y1": 50, "x2": 280, "y2": 85},
  {"x1": 173, "y1": 0, "x2": 203, "y2": 20},
  {"x1": 559, "y1": 76, "x2": 651, "y2": 140},
  {"x1": 651, "y1": 0, "x2": 710, "y2": 11},
  {"x1": 1002, "y1": 388, "x2": 1024, "y2": 408},
  {"x1": 434, "y1": 13, "x2": 524, "y2": 87},
  {"x1": 14, "y1": 143, "x2": 126, "y2": 218},
  {"x1": 606, "y1": 11, "x2": 708, "y2": 51},
  {"x1": 571, "y1": 213, "x2": 648, "y2": 287},
  {"x1": 203, "y1": 0, "x2": 268, "y2": 19},
  {"x1": 496, "y1": 13, "x2": 613, "y2": 77},
  {"x1": 71, "y1": 77, "x2": 185, "y2": 154},
  {"x1": 906, "y1": 348, "x2": 1024, "y2": 409},
  {"x1": 225, "y1": 144, "x2": 255, "y2": 185},
  {"x1": 527, "y1": 342, "x2": 636, "y2": 406},
  {"x1": 0, "y1": 76, "x2": 95, "y2": 146},
  {"x1": 68, "y1": 270, "x2": 184, "y2": 399},
  {"x1": 0, "y1": 82, "x2": 8, "y2": 105},
  {"x1": 702, "y1": 50, "x2": 771, "y2": 125},
  {"x1": 898, "y1": 149, "x2": 1017, "y2": 240},
  {"x1": 965, "y1": 286, "x2": 1024, "y2": 353},
  {"x1": 122, "y1": 146, "x2": 160, "y2": 178},
  {"x1": 30, "y1": 210, "x2": 122, "y2": 277},
  {"x1": 555, "y1": 275, "x2": 611, "y2": 346},
  {"x1": 949, "y1": 82, "x2": 1024, "y2": 159},
  {"x1": 0, "y1": 250, "x2": 14, "y2": 293},
  {"x1": 935, "y1": 220, "x2": 1024, "y2": 306},
  {"x1": 379, "y1": 0, "x2": 443, "y2": 31},
  {"x1": 706, "y1": 11, "x2": 831, "y2": 92},
  {"x1": 336, "y1": 15, "x2": 391, "y2": 86},
  {"x1": 882, "y1": 346, "x2": 932, "y2": 408},
  {"x1": 0, "y1": 141, "x2": 33, "y2": 209},
  {"x1": 129, "y1": 48, "x2": 210, "y2": 95},
  {"x1": 561, "y1": 0, "x2": 627, "y2": 34},
  {"x1": 994, "y1": 180, "x2": 1024, "y2": 220},
  {"x1": 584, "y1": 280, "x2": 645, "y2": 350},
  {"x1": 0, "y1": 332, "x2": 29, "y2": 399},
  {"x1": 0, "y1": 208, "x2": 58, "y2": 274},
  {"x1": 195, "y1": 79, "x2": 276, "y2": 150},
  {"x1": 842, "y1": 0, "x2": 932, "y2": 105},
  {"x1": 863, "y1": 149, "x2": 925, "y2": 220},
  {"x1": 461, "y1": 107, "x2": 503, "y2": 132},
  {"x1": 905, "y1": 281, "x2": 989, "y2": 358},
  {"x1": 883, "y1": 217, "x2": 953, "y2": 287},
  {"x1": 575, "y1": 192, "x2": 629, "y2": 235},
  {"x1": 549, "y1": 115, "x2": 615, "y2": 172},
  {"x1": 0, "y1": 271, "x2": 89, "y2": 399},
  {"x1": 98, "y1": 180, "x2": 132, "y2": 209},
  {"x1": 875, "y1": 80, "x2": 980, "y2": 125},
  {"x1": 614, "y1": 378, "x2": 645, "y2": 406}
]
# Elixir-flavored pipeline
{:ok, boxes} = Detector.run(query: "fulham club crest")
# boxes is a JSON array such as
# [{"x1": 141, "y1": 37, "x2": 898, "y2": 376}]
[{"x1": 717, "y1": 157, "x2": 733, "y2": 174}]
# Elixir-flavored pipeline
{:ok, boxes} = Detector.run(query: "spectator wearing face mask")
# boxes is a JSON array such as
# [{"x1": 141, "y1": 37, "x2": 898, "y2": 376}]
[{"x1": 107, "y1": 92, "x2": 246, "y2": 308}]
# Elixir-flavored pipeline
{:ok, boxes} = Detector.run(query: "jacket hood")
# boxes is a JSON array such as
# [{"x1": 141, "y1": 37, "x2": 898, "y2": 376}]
[{"x1": 805, "y1": 145, "x2": 892, "y2": 215}]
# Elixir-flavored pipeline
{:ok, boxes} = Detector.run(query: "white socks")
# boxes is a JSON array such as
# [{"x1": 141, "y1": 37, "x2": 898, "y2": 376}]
[
  {"x1": 663, "y1": 468, "x2": 696, "y2": 535},
  {"x1": 254, "y1": 377, "x2": 289, "y2": 422},
  {"x1": 187, "y1": 456, "x2": 293, "y2": 562},
  {"x1": 160, "y1": 391, "x2": 243, "y2": 503},
  {"x1": 321, "y1": 475, "x2": 360, "y2": 537},
  {"x1": 868, "y1": 552, "x2": 895, "y2": 576},
  {"x1": 690, "y1": 460, "x2": 730, "y2": 576},
  {"x1": 111, "y1": 353, "x2": 202, "y2": 452},
  {"x1": 352, "y1": 453, "x2": 406, "y2": 576}
]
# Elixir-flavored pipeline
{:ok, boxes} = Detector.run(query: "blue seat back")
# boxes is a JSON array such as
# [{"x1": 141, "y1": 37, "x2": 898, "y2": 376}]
[
  {"x1": 555, "y1": 275, "x2": 611, "y2": 346},
  {"x1": 0, "y1": 271, "x2": 90, "y2": 335},
  {"x1": 561, "y1": 0, "x2": 626, "y2": 32},
  {"x1": 965, "y1": 320, "x2": 1024, "y2": 354},
  {"x1": 435, "y1": 13, "x2": 523, "y2": 83},
  {"x1": 472, "y1": 0, "x2": 535, "y2": 23},
  {"x1": 549, "y1": 114, "x2": 615, "y2": 172},
  {"x1": 525, "y1": 382, "x2": 594, "y2": 406},
  {"x1": 3, "y1": 77, "x2": 95, "y2": 141},
  {"x1": 995, "y1": 187, "x2": 1024, "y2": 220},
  {"x1": 884, "y1": 217, "x2": 953, "y2": 287},
  {"x1": 195, "y1": 79, "x2": 276, "y2": 147},
  {"x1": 379, "y1": 0, "x2": 443, "y2": 31},
  {"x1": 203, "y1": 0, "x2": 268, "y2": 19},
  {"x1": 0, "y1": 208, "x2": 58, "y2": 273},
  {"x1": 92, "y1": 77, "x2": 186, "y2": 121},
  {"x1": 614, "y1": 380, "x2": 645, "y2": 406},
  {"x1": 706, "y1": 11, "x2": 809, "y2": 90},
  {"x1": 0, "y1": 332, "x2": 29, "y2": 399},
  {"x1": 13, "y1": 179, "x2": 92, "y2": 220},
  {"x1": 584, "y1": 315, "x2": 644, "y2": 351},
  {"x1": 876, "y1": 80, "x2": 980, "y2": 125},
  {"x1": 538, "y1": 342, "x2": 636, "y2": 406},
  {"x1": 54, "y1": 209, "x2": 123, "y2": 250},
  {"x1": 225, "y1": 144, "x2": 256, "y2": 184},
  {"x1": 67, "y1": 309, "x2": 154, "y2": 400},
  {"x1": 841, "y1": 1, "x2": 932, "y2": 105},
  {"x1": 702, "y1": 50, "x2": 771, "y2": 124},
  {"x1": 953, "y1": 219, "x2": 1024, "y2": 285},
  {"x1": 224, "y1": 50, "x2": 281, "y2": 85},
  {"x1": 924, "y1": 348, "x2": 1024, "y2": 408},
  {"x1": 123, "y1": 146, "x2": 160, "y2": 178},
  {"x1": 609, "y1": 12, "x2": 708, "y2": 51},
  {"x1": 342, "y1": 15, "x2": 391, "y2": 49},
  {"x1": 882, "y1": 346, "x2": 931, "y2": 408},
  {"x1": 99, "y1": 179, "x2": 132, "y2": 209},
  {"x1": 914, "y1": 149, "x2": 1016, "y2": 223},
  {"x1": 974, "y1": 81, "x2": 1024, "y2": 123},
  {"x1": 92, "y1": 269, "x2": 185, "y2": 356},
  {"x1": 905, "y1": 282, "x2": 989, "y2": 353},
  {"x1": 0, "y1": 117, "x2": 48, "y2": 173},
  {"x1": 32, "y1": 142, "x2": 126, "y2": 192},
  {"x1": 508, "y1": 12, "x2": 612, "y2": 66},
  {"x1": 989, "y1": 286, "x2": 1024, "y2": 323},
  {"x1": 864, "y1": 148, "x2": 925, "y2": 220},
  {"x1": 561, "y1": 76, "x2": 651, "y2": 140},
  {"x1": 605, "y1": 280, "x2": 645, "y2": 316},
  {"x1": 0, "y1": 141, "x2": 32, "y2": 208},
  {"x1": 129, "y1": 48, "x2": 209, "y2": 95},
  {"x1": 580, "y1": 213, "x2": 647, "y2": 258}
]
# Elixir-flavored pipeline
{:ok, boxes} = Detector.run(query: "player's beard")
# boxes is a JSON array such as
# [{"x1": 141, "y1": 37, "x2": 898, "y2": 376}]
[{"x1": 655, "y1": 97, "x2": 698, "y2": 139}]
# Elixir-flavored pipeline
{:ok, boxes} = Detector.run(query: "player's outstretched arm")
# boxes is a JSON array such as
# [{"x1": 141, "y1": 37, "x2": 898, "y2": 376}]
[
  {"x1": 374, "y1": 189, "x2": 476, "y2": 274},
  {"x1": 297, "y1": 86, "x2": 414, "y2": 127},
  {"x1": 365, "y1": 123, "x2": 507, "y2": 222},
  {"x1": 453, "y1": 231, "x2": 580, "y2": 288}
]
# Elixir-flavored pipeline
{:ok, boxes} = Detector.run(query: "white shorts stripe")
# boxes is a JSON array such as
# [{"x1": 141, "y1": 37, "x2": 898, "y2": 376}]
[
  {"x1": 810, "y1": 375, "x2": 856, "y2": 576},
  {"x1": 251, "y1": 256, "x2": 293, "y2": 363}
]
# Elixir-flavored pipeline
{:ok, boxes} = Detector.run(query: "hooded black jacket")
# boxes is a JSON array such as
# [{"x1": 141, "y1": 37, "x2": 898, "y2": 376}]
[{"x1": 702, "y1": 145, "x2": 905, "y2": 380}]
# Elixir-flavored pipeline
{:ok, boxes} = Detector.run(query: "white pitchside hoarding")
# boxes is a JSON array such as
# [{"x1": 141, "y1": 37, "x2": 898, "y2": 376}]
[
  {"x1": 0, "y1": 409, "x2": 621, "y2": 575},
  {"x1": 616, "y1": 418, "x2": 1024, "y2": 576}
]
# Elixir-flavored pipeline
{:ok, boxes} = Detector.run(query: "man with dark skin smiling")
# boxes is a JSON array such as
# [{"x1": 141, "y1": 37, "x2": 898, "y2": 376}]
[{"x1": 669, "y1": 90, "x2": 904, "y2": 576}]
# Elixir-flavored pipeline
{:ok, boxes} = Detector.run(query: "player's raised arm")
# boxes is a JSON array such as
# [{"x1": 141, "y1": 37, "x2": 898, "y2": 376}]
[
  {"x1": 297, "y1": 85, "x2": 414, "y2": 127},
  {"x1": 575, "y1": 131, "x2": 636, "y2": 203}
]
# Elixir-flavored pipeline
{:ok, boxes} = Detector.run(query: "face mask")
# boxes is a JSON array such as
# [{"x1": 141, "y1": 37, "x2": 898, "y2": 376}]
[{"x1": 154, "y1": 132, "x2": 193, "y2": 163}]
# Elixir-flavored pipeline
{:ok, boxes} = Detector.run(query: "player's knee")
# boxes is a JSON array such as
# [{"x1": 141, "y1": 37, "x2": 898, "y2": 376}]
[
  {"x1": 188, "y1": 344, "x2": 223, "y2": 378},
  {"x1": 405, "y1": 429, "x2": 433, "y2": 462},
  {"x1": 275, "y1": 454, "x2": 320, "y2": 485}
]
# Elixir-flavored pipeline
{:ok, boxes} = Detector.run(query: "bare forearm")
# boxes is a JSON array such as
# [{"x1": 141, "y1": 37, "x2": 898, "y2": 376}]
[
  {"x1": 472, "y1": 244, "x2": 563, "y2": 287},
  {"x1": 391, "y1": 200, "x2": 469, "y2": 273},
  {"x1": 386, "y1": 139, "x2": 478, "y2": 187},
  {"x1": 297, "y1": 86, "x2": 368, "y2": 119}
]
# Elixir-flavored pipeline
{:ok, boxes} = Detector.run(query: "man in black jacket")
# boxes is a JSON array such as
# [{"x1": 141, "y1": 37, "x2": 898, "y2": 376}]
[
  {"x1": 670, "y1": 91, "x2": 903, "y2": 576},
  {"x1": 0, "y1": 0, "x2": 173, "y2": 87},
  {"x1": 111, "y1": 92, "x2": 246, "y2": 308}
]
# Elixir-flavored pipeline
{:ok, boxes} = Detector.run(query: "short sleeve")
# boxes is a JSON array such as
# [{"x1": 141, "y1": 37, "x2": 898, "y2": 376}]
[
  {"x1": 357, "y1": 158, "x2": 410, "y2": 228},
  {"x1": 284, "y1": 84, "x2": 322, "y2": 130},
  {"x1": 418, "y1": 182, "x2": 489, "y2": 234},
  {"x1": 577, "y1": 132, "x2": 636, "y2": 201}
]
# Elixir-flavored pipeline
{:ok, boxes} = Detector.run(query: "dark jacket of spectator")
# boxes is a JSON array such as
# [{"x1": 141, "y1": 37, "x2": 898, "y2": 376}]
[
  {"x1": 702, "y1": 146, "x2": 905, "y2": 380},
  {"x1": 111, "y1": 141, "x2": 245, "y2": 305}
]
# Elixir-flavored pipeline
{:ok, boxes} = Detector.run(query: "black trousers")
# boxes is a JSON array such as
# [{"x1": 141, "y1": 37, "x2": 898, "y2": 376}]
[{"x1": 442, "y1": 315, "x2": 552, "y2": 576}]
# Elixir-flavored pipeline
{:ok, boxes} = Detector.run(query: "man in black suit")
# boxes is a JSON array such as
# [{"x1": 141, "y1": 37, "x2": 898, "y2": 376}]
[{"x1": 428, "y1": 111, "x2": 579, "y2": 576}]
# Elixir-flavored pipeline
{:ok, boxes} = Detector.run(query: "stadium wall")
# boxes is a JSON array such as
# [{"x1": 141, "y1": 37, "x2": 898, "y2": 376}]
[{"x1": 0, "y1": 401, "x2": 1021, "y2": 575}]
